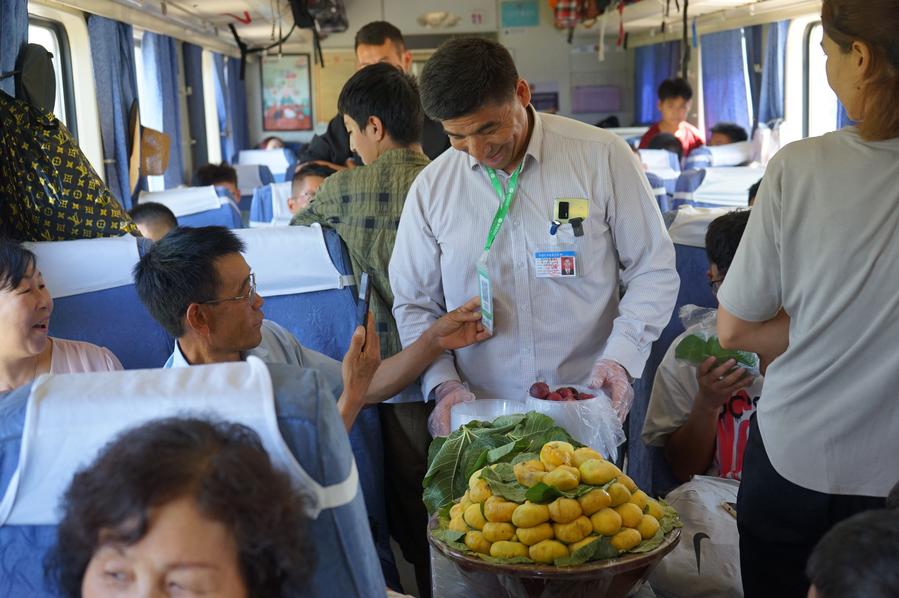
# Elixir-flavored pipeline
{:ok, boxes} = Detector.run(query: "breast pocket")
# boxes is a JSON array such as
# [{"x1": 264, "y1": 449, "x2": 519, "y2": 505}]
[{"x1": 556, "y1": 218, "x2": 611, "y2": 278}]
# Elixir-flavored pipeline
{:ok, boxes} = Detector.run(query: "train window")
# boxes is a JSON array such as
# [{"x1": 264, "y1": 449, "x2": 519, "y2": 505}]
[
  {"x1": 28, "y1": 18, "x2": 76, "y2": 136},
  {"x1": 133, "y1": 35, "x2": 165, "y2": 192},
  {"x1": 201, "y1": 49, "x2": 223, "y2": 164},
  {"x1": 804, "y1": 23, "x2": 838, "y2": 138}
]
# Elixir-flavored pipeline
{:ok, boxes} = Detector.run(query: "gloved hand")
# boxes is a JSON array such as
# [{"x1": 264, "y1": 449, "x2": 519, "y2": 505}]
[
  {"x1": 589, "y1": 359, "x2": 634, "y2": 424},
  {"x1": 428, "y1": 380, "x2": 476, "y2": 438}
]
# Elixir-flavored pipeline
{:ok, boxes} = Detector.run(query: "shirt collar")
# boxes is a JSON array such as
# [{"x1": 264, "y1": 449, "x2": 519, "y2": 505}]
[
  {"x1": 168, "y1": 336, "x2": 268, "y2": 366},
  {"x1": 467, "y1": 104, "x2": 544, "y2": 172},
  {"x1": 373, "y1": 147, "x2": 428, "y2": 167}
]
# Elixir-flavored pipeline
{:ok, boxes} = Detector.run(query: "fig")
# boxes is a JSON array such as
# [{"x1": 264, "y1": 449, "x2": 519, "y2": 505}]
[
  {"x1": 546, "y1": 392, "x2": 563, "y2": 402},
  {"x1": 529, "y1": 382, "x2": 550, "y2": 399},
  {"x1": 577, "y1": 393, "x2": 595, "y2": 400},
  {"x1": 558, "y1": 387, "x2": 574, "y2": 399}
]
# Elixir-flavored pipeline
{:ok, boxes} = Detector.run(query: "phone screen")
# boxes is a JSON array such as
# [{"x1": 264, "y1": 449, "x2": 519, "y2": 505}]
[
  {"x1": 356, "y1": 272, "x2": 371, "y2": 328},
  {"x1": 558, "y1": 201, "x2": 570, "y2": 220}
]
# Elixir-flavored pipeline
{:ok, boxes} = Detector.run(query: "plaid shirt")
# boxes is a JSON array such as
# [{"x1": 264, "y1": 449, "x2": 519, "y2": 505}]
[{"x1": 291, "y1": 148, "x2": 430, "y2": 358}]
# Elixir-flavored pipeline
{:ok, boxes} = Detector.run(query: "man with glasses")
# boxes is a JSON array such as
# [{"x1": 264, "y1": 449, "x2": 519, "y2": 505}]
[
  {"x1": 287, "y1": 164, "x2": 335, "y2": 215},
  {"x1": 133, "y1": 226, "x2": 488, "y2": 433},
  {"x1": 639, "y1": 208, "x2": 758, "y2": 596}
]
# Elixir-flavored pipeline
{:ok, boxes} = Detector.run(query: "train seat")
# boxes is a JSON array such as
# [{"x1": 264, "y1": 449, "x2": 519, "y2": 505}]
[
  {"x1": 24, "y1": 236, "x2": 173, "y2": 370},
  {"x1": 645, "y1": 171, "x2": 671, "y2": 213},
  {"x1": 0, "y1": 360, "x2": 385, "y2": 597},
  {"x1": 237, "y1": 148, "x2": 297, "y2": 183},
  {"x1": 629, "y1": 207, "x2": 722, "y2": 497},
  {"x1": 234, "y1": 163, "x2": 275, "y2": 213},
  {"x1": 249, "y1": 181, "x2": 294, "y2": 227},
  {"x1": 138, "y1": 186, "x2": 242, "y2": 229},
  {"x1": 232, "y1": 225, "x2": 398, "y2": 587},
  {"x1": 673, "y1": 166, "x2": 763, "y2": 209},
  {"x1": 684, "y1": 140, "x2": 754, "y2": 170},
  {"x1": 639, "y1": 148, "x2": 682, "y2": 194}
]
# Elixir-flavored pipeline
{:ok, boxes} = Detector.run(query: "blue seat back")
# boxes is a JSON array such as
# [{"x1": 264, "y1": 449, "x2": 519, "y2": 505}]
[
  {"x1": 674, "y1": 167, "x2": 763, "y2": 209},
  {"x1": 234, "y1": 227, "x2": 398, "y2": 587},
  {"x1": 0, "y1": 364, "x2": 386, "y2": 597},
  {"x1": 249, "y1": 182, "x2": 293, "y2": 227},
  {"x1": 645, "y1": 172, "x2": 671, "y2": 213},
  {"x1": 234, "y1": 164, "x2": 275, "y2": 211},
  {"x1": 683, "y1": 145, "x2": 713, "y2": 170},
  {"x1": 639, "y1": 148, "x2": 681, "y2": 194},
  {"x1": 27, "y1": 237, "x2": 173, "y2": 370},
  {"x1": 177, "y1": 202, "x2": 242, "y2": 229}
]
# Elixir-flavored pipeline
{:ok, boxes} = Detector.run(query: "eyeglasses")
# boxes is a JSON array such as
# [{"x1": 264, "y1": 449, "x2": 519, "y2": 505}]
[{"x1": 199, "y1": 273, "x2": 257, "y2": 305}]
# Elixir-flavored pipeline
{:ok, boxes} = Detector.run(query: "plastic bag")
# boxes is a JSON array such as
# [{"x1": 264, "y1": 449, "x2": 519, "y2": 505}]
[
  {"x1": 525, "y1": 385, "x2": 624, "y2": 463},
  {"x1": 674, "y1": 305, "x2": 760, "y2": 376}
]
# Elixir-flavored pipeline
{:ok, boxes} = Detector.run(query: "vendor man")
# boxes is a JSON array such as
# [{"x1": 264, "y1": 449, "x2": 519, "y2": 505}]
[{"x1": 390, "y1": 38, "x2": 679, "y2": 436}]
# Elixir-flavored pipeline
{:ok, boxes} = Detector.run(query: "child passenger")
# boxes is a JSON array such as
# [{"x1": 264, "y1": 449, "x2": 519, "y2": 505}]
[{"x1": 639, "y1": 77, "x2": 705, "y2": 158}]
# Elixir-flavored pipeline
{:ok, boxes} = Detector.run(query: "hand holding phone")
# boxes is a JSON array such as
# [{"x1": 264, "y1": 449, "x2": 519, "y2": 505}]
[{"x1": 356, "y1": 272, "x2": 372, "y2": 324}]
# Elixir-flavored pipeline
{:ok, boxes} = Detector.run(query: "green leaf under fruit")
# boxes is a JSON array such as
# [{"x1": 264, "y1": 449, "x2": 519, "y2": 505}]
[
  {"x1": 511, "y1": 452, "x2": 540, "y2": 465},
  {"x1": 480, "y1": 463, "x2": 529, "y2": 503},
  {"x1": 431, "y1": 528, "x2": 468, "y2": 553},
  {"x1": 555, "y1": 535, "x2": 619, "y2": 566},
  {"x1": 630, "y1": 528, "x2": 665, "y2": 554},
  {"x1": 476, "y1": 554, "x2": 535, "y2": 565}
]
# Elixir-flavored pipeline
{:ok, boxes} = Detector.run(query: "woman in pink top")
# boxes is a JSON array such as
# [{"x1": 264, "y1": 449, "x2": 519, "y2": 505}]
[{"x1": 0, "y1": 239, "x2": 122, "y2": 393}]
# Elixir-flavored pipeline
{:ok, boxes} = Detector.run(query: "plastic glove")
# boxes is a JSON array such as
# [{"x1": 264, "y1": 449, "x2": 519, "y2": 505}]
[
  {"x1": 589, "y1": 359, "x2": 634, "y2": 424},
  {"x1": 428, "y1": 380, "x2": 476, "y2": 438}
]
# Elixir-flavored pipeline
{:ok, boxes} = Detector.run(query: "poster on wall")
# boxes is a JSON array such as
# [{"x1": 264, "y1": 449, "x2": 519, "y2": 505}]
[{"x1": 261, "y1": 54, "x2": 313, "y2": 131}]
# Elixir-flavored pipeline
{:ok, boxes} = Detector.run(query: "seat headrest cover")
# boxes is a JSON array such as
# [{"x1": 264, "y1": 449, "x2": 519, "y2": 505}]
[
  {"x1": 24, "y1": 236, "x2": 139, "y2": 298},
  {"x1": 238, "y1": 149, "x2": 291, "y2": 175},
  {"x1": 138, "y1": 186, "x2": 222, "y2": 217},
  {"x1": 668, "y1": 205, "x2": 733, "y2": 247},
  {"x1": 0, "y1": 357, "x2": 357, "y2": 526},
  {"x1": 639, "y1": 149, "x2": 681, "y2": 175},
  {"x1": 234, "y1": 164, "x2": 272, "y2": 196},
  {"x1": 708, "y1": 141, "x2": 753, "y2": 166},
  {"x1": 690, "y1": 166, "x2": 764, "y2": 207},
  {"x1": 270, "y1": 181, "x2": 295, "y2": 224},
  {"x1": 234, "y1": 224, "x2": 349, "y2": 296}
]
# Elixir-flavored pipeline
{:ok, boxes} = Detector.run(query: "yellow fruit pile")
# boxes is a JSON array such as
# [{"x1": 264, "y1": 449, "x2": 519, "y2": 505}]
[{"x1": 444, "y1": 441, "x2": 670, "y2": 565}]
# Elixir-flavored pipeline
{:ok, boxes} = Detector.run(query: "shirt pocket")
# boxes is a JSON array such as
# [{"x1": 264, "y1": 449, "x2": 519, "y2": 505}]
[{"x1": 556, "y1": 218, "x2": 611, "y2": 278}]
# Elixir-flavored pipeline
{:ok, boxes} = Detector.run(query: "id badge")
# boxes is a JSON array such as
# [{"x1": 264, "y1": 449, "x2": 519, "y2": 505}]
[
  {"x1": 534, "y1": 250, "x2": 578, "y2": 278},
  {"x1": 476, "y1": 253, "x2": 494, "y2": 335}
]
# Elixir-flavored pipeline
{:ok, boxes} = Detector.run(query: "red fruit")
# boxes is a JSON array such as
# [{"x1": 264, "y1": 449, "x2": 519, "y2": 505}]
[
  {"x1": 546, "y1": 392, "x2": 563, "y2": 402},
  {"x1": 566, "y1": 387, "x2": 580, "y2": 399},
  {"x1": 577, "y1": 393, "x2": 595, "y2": 400},
  {"x1": 558, "y1": 388, "x2": 574, "y2": 399},
  {"x1": 529, "y1": 382, "x2": 550, "y2": 399}
]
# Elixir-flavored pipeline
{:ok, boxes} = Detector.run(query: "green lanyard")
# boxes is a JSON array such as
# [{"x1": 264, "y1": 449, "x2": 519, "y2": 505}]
[{"x1": 482, "y1": 161, "x2": 524, "y2": 253}]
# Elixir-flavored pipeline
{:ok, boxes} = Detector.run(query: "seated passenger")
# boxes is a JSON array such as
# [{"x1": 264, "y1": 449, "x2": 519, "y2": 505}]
[
  {"x1": 806, "y1": 506, "x2": 899, "y2": 598},
  {"x1": 258, "y1": 135, "x2": 286, "y2": 150},
  {"x1": 642, "y1": 210, "x2": 756, "y2": 597},
  {"x1": 196, "y1": 162, "x2": 240, "y2": 205},
  {"x1": 133, "y1": 226, "x2": 487, "y2": 431},
  {"x1": 644, "y1": 210, "x2": 758, "y2": 482},
  {"x1": 748, "y1": 178, "x2": 762, "y2": 207},
  {"x1": 46, "y1": 417, "x2": 311, "y2": 597},
  {"x1": 128, "y1": 202, "x2": 177, "y2": 241},
  {"x1": 639, "y1": 77, "x2": 704, "y2": 157},
  {"x1": 287, "y1": 164, "x2": 336, "y2": 215},
  {"x1": 647, "y1": 132, "x2": 684, "y2": 162},
  {"x1": 0, "y1": 240, "x2": 122, "y2": 392},
  {"x1": 709, "y1": 122, "x2": 749, "y2": 146}
]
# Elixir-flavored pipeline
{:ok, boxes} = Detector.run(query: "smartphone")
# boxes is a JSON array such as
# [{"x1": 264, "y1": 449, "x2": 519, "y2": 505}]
[
  {"x1": 356, "y1": 272, "x2": 371, "y2": 328},
  {"x1": 557, "y1": 201, "x2": 570, "y2": 220},
  {"x1": 721, "y1": 501, "x2": 738, "y2": 519}
]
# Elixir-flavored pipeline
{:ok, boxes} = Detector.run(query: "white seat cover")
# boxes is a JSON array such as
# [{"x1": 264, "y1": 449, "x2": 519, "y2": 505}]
[
  {"x1": 234, "y1": 164, "x2": 267, "y2": 197},
  {"x1": 668, "y1": 206, "x2": 734, "y2": 248},
  {"x1": 238, "y1": 149, "x2": 291, "y2": 176},
  {"x1": 270, "y1": 181, "x2": 295, "y2": 225},
  {"x1": 234, "y1": 224, "x2": 353, "y2": 296},
  {"x1": 25, "y1": 236, "x2": 139, "y2": 298},
  {"x1": 138, "y1": 186, "x2": 223, "y2": 217},
  {"x1": 0, "y1": 357, "x2": 357, "y2": 525},
  {"x1": 675, "y1": 167, "x2": 764, "y2": 208}
]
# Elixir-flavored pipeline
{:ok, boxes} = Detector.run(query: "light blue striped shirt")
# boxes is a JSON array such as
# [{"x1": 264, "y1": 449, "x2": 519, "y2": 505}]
[{"x1": 390, "y1": 108, "x2": 679, "y2": 402}]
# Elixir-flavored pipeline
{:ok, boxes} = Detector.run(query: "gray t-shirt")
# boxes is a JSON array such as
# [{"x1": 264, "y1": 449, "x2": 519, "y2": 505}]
[{"x1": 717, "y1": 127, "x2": 899, "y2": 497}]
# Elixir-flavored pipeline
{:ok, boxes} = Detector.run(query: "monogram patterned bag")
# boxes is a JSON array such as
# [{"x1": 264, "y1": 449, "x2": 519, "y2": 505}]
[{"x1": 0, "y1": 91, "x2": 137, "y2": 241}]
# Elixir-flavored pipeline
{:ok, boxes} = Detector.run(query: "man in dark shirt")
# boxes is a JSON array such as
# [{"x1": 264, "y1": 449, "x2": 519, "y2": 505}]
[{"x1": 298, "y1": 21, "x2": 450, "y2": 169}]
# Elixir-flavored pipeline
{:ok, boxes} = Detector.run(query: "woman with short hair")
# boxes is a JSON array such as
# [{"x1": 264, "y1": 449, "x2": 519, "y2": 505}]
[
  {"x1": 0, "y1": 239, "x2": 122, "y2": 393},
  {"x1": 46, "y1": 417, "x2": 313, "y2": 598},
  {"x1": 716, "y1": 1, "x2": 899, "y2": 594}
]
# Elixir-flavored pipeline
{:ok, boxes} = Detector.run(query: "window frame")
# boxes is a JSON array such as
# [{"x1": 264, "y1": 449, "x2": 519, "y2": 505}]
[{"x1": 28, "y1": 15, "x2": 77, "y2": 139}]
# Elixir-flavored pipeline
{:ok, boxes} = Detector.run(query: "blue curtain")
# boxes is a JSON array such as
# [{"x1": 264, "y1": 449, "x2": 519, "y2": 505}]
[
  {"x1": 634, "y1": 41, "x2": 682, "y2": 125},
  {"x1": 182, "y1": 43, "x2": 208, "y2": 168},
  {"x1": 88, "y1": 16, "x2": 139, "y2": 209},
  {"x1": 758, "y1": 20, "x2": 789, "y2": 125},
  {"x1": 141, "y1": 33, "x2": 185, "y2": 188},
  {"x1": 0, "y1": 0, "x2": 27, "y2": 96},
  {"x1": 701, "y1": 29, "x2": 751, "y2": 138},
  {"x1": 212, "y1": 54, "x2": 232, "y2": 162},
  {"x1": 745, "y1": 25, "x2": 764, "y2": 130},
  {"x1": 225, "y1": 56, "x2": 250, "y2": 160}
]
